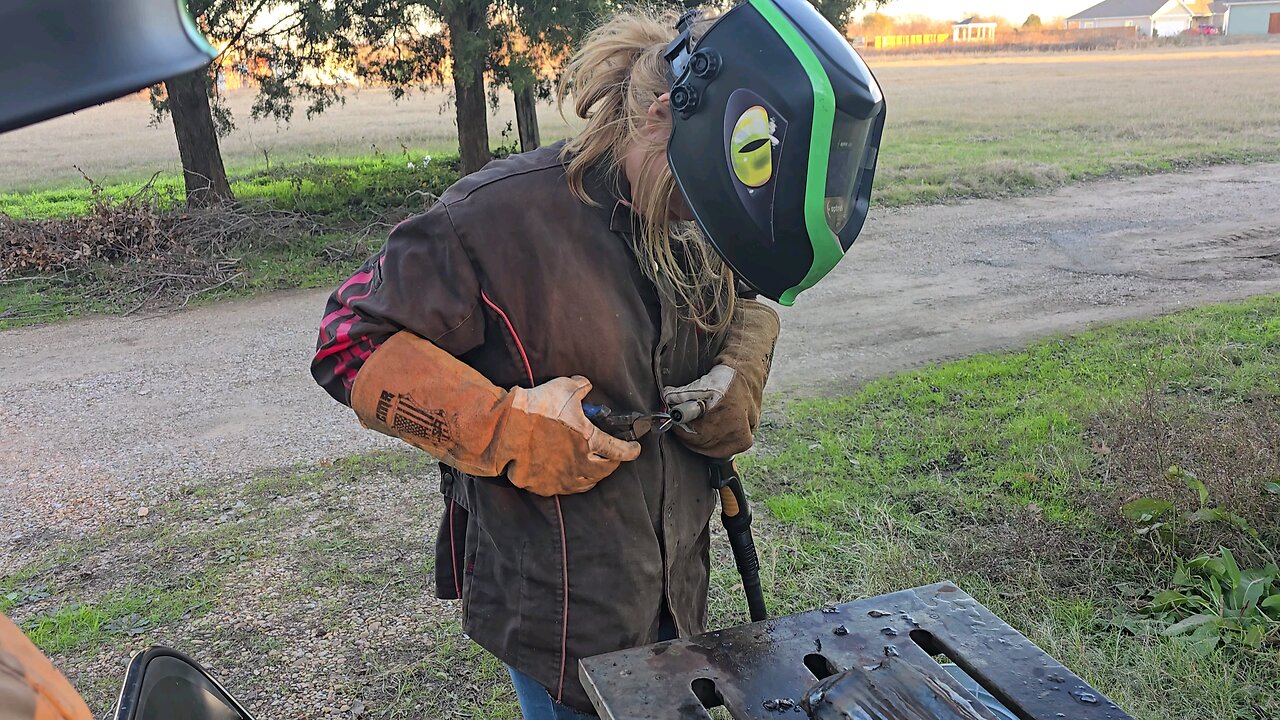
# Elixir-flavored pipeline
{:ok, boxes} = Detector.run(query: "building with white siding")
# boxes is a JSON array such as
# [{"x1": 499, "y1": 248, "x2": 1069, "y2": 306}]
[{"x1": 1066, "y1": 0, "x2": 1198, "y2": 36}]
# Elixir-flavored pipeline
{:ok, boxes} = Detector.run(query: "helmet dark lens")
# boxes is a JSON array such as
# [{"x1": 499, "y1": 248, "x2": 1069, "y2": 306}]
[{"x1": 824, "y1": 110, "x2": 873, "y2": 234}]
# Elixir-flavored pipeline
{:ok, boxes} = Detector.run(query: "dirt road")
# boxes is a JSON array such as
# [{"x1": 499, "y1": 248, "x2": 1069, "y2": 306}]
[{"x1": 3, "y1": 163, "x2": 1279, "y2": 558}]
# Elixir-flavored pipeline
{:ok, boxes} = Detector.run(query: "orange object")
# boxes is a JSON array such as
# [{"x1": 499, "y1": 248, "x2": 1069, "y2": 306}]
[
  {"x1": 0, "y1": 613, "x2": 93, "y2": 720},
  {"x1": 351, "y1": 331, "x2": 640, "y2": 496}
]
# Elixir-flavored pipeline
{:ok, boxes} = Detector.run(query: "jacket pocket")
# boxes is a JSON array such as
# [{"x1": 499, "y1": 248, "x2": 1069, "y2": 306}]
[{"x1": 516, "y1": 535, "x2": 566, "y2": 673}]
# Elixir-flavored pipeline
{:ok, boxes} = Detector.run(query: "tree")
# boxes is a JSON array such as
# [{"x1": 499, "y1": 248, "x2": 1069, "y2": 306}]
[
  {"x1": 362, "y1": 0, "x2": 602, "y2": 171},
  {"x1": 152, "y1": 1, "x2": 363, "y2": 205},
  {"x1": 445, "y1": 1, "x2": 494, "y2": 172},
  {"x1": 359, "y1": 0, "x2": 495, "y2": 174},
  {"x1": 1023, "y1": 14, "x2": 1043, "y2": 30},
  {"x1": 859, "y1": 11, "x2": 896, "y2": 37},
  {"x1": 809, "y1": 0, "x2": 878, "y2": 29},
  {"x1": 511, "y1": 73, "x2": 542, "y2": 153},
  {"x1": 491, "y1": 0, "x2": 602, "y2": 153},
  {"x1": 162, "y1": 68, "x2": 234, "y2": 206},
  {"x1": 490, "y1": 11, "x2": 550, "y2": 154}
]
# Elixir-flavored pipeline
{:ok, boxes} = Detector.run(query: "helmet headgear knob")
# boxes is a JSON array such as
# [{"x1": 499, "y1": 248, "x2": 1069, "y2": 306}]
[
  {"x1": 671, "y1": 84, "x2": 700, "y2": 117},
  {"x1": 689, "y1": 49, "x2": 720, "y2": 79}
]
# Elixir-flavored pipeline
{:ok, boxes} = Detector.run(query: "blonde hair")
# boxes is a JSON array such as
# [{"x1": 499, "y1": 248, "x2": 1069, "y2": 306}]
[{"x1": 557, "y1": 8, "x2": 736, "y2": 334}]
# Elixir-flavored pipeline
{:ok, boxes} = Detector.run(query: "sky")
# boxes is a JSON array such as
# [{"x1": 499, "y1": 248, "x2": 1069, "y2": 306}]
[{"x1": 868, "y1": 0, "x2": 1098, "y2": 22}]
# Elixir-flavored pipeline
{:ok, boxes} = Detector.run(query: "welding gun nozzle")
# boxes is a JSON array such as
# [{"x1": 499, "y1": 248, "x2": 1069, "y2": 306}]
[{"x1": 669, "y1": 400, "x2": 703, "y2": 424}]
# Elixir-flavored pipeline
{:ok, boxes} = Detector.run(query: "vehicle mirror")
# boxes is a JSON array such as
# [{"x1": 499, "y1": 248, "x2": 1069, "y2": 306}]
[
  {"x1": 114, "y1": 646, "x2": 255, "y2": 720},
  {"x1": 0, "y1": 0, "x2": 216, "y2": 133}
]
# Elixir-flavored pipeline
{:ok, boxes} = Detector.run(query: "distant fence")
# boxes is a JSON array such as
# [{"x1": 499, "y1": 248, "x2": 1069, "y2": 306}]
[
  {"x1": 872, "y1": 33, "x2": 950, "y2": 50},
  {"x1": 863, "y1": 26, "x2": 1140, "y2": 54}
]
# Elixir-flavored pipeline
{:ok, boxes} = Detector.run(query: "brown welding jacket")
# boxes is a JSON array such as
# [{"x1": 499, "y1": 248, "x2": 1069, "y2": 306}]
[{"x1": 311, "y1": 144, "x2": 717, "y2": 711}]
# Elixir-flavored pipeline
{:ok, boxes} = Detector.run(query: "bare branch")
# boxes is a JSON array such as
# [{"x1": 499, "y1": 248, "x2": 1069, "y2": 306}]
[{"x1": 212, "y1": 0, "x2": 275, "y2": 63}]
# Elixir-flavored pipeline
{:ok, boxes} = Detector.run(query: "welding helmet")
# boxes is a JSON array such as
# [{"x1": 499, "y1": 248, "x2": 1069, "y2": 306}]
[
  {"x1": 664, "y1": 0, "x2": 886, "y2": 305},
  {"x1": 0, "y1": 0, "x2": 216, "y2": 134}
]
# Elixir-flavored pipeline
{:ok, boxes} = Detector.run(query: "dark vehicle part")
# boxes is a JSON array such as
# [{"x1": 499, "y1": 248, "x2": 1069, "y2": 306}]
[
  {"x1": 0, "y1": 0, "x2": 216, "y2": 134},
  {"x1": 114, "y1": 646, "x2": 255, "y2": 720}
]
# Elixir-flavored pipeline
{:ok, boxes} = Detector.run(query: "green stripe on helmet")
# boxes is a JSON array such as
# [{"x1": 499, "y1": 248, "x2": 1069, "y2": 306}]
[{"x1": 746, "y1": 0, "x2": 840, "y2": 307}]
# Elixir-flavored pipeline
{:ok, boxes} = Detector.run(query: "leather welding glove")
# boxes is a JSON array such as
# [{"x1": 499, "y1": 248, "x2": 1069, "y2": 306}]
[
  {"x1": 1, "y1": 613, "x2": 94, "y2": 720},
  {"x1": 664, "y1": 299, "x2": 780, "y2": 458},
  {"x1": 351, "y1": 331, "x2": 640, "y2": 496}
]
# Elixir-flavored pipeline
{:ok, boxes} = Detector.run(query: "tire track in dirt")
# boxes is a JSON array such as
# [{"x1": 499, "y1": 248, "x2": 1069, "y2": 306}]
[{"x1": 3, "y1": 162, "x2": 1280, "y2": 561}]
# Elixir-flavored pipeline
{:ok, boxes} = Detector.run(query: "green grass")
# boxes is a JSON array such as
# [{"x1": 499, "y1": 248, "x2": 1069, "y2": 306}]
[
  {"x1": 0, "y1": 152, "x2": 459, "y2": 329},
  {"x1": 867, "y1": 48, "x2": 1280, "y2": 206},
  {"x1": 752, "y1": 299, "x2": 1279, "y2": 530},
  {"x1": 878, "y1": 141, "x2": 1275, "y2": 207},
  {"x1": 0, "y1": 232, "x2": 374, "y2": 330},
  {"x1": 6, "y1": 134, "x2": 1275, "y2": 223},
  {"x1": 0, "y1": 151, "x2": 457, "y2": 221},
  {"x1": 3, "y1": 495, "x2": 279, "y2": 659},
  {"x1": 4, "y1": 298, "x2": 1278, "y2": 717},
  {"x1": 22, "y1": 573, "x2": 220, "y2": 654},
  {"x1": 731, "y1": 294, "x2": 1280, "y2": 719},
  {"x1": 873, "y1": 129, "x2": 1279, "y2": 208}
]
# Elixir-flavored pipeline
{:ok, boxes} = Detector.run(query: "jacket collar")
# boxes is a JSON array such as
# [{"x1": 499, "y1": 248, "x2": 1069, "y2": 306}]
[
  {"x1": 609, "y1": 201, "x2": 642, "y2": 237},
  {"x1": 581, "y1": 160, "x2": 640, "y2": 237}
]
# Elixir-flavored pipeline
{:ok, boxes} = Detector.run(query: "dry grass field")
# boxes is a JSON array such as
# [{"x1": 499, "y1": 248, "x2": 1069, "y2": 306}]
[
  {"x1": 866, "y1": 44, "x2": 1280, "y2": 204},
  {"x1": 3, "y1": 43, "x2": 1279, "y2": 195},
  {"x1": 0, "y1": 89, "x2": 582, "y2": 191}
]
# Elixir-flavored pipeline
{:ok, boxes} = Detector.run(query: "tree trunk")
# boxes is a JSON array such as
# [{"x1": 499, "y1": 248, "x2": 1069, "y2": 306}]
[
  {"x1": 514, "y1": 83, "x2": 540, "y2": 153},
  {"x1": 163, "y1": 69, "x2": 233, "y2": 206},
  {"x1": 447, "y1": 1, "x2": 492, "y2": 175}
]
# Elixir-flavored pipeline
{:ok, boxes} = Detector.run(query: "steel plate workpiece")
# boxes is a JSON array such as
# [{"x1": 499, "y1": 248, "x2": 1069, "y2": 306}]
[
  {"x1": 801, "y1": 656, "x2": 991, "y2": 719},
  {"x1": 579, "y1": 582, "x2": 1133, "y2": 720}
]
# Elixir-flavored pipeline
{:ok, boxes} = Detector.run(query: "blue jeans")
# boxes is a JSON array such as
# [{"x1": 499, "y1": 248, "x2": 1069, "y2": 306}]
[
  {"x1": 506, "y1": 610, "x2": 678, "y2": 719},
  {"x1": 507, "y1": 665, "x2": 598, "y2": 720}
]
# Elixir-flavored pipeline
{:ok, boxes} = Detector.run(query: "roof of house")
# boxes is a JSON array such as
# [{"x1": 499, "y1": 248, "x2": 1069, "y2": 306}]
[
  {"x1": 1187, "y1": 0, "x2": 1234, "y2": 13},
  {"x1": 1067, "y1": 0, "x2": 1175, "y2": 20},
  {"x1": 953, "y1": 16, "x2": 997, "y2": 25}
]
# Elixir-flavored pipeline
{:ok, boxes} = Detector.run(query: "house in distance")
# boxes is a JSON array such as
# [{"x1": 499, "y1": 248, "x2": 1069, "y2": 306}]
[
  {"x1": 1068, "y1": 0, "x2": 1280, "y2": 34},
  {"x1": 1066, "y1": 0, "x2": 1200, "y2": 36},
  {"x1": 952, "y1": 17, "x2": 998, "y2": 42}
]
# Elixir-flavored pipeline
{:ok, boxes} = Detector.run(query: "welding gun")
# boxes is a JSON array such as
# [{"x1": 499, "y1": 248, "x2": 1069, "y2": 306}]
[{"x1": 584, "y1": 401, "x2": 768, "y2": 622}]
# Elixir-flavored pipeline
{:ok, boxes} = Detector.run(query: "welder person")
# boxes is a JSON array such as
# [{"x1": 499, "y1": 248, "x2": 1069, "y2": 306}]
[{"x1": 311, "y1": 1, "x2": 884, "y2": 717}]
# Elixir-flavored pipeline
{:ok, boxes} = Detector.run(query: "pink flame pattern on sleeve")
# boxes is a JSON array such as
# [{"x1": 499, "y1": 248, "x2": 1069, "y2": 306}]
[{"x1": 311, "y1": 253, "x2": 392, "y2": 404}]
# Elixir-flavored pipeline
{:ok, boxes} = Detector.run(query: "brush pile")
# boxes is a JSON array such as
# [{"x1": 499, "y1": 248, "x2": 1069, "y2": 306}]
[{"x1": 1, "y1": 177, "x2": 323, "y2": 311}]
